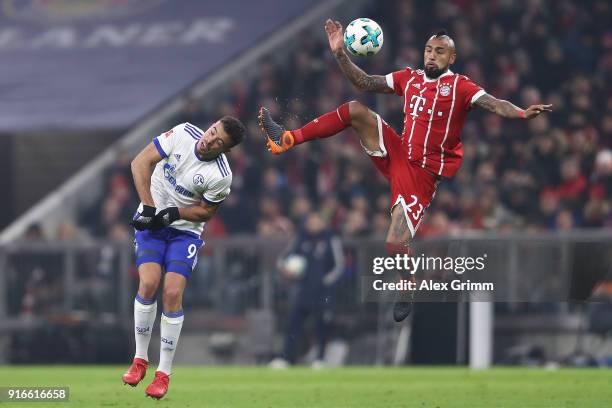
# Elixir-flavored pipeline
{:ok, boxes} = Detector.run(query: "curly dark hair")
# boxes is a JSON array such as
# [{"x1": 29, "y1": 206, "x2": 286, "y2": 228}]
[{"x1": 220, "y1": 115, "x2": 246, "y2": 149}]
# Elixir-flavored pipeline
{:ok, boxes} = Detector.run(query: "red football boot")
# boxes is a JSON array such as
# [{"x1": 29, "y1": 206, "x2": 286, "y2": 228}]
[
  {"x1": 122, "y1": 358, "x2": 148, "y2": 386},
  {"x1": 145, "y1": 371, "x2": 170, "y2": 399}
]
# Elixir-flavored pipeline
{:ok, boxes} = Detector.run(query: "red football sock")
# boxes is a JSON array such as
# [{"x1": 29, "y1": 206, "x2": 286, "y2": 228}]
[{"x1": 292, "y1": 102, "x2": 352, "y2": 145}]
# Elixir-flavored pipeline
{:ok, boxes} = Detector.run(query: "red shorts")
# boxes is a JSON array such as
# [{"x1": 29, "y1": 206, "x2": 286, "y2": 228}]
[{"x1": 365, "y1": 115, "x2": 440, "y2": 238}]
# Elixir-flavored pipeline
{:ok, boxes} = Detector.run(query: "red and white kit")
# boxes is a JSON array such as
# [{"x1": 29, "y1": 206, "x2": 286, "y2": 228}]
[{"x1": 365, "y1": 68, "x2": 484, "y2": 236}]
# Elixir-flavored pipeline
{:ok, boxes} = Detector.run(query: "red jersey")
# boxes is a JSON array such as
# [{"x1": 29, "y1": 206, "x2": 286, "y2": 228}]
[{"x1": 386, "y1": 68, "x2": 485, "y2": 178}]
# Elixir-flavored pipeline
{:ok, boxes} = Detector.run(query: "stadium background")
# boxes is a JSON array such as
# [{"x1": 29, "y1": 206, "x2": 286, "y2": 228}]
[{"x1": 0, "y1": 0, "x2": 610, "y2": 405}]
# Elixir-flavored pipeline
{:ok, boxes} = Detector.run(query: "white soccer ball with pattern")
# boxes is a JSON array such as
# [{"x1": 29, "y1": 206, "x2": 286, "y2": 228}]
[{"x1": 344, "y1": 18, "x2": 384, "y2": 57}]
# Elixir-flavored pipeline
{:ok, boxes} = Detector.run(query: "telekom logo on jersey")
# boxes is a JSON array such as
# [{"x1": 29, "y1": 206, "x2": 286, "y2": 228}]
[{"x1": 409, "y1": 95, "x2": 427, "y2": 118}]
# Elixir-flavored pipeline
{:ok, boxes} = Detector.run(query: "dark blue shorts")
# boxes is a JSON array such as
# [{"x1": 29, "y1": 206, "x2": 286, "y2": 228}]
[{"x1": 134, "y1": 227, "x2": 204, "y2": 278}]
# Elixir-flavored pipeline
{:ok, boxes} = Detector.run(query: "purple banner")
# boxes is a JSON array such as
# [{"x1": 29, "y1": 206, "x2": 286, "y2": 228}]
[{"x1": 0, "y1": 0, "x2": 320, "y2": 131}]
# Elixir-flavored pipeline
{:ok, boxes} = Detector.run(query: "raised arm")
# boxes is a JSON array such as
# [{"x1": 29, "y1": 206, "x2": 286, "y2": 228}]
[
  {"x1": 325, "y1": 19, "x2": 393, "y2": 94},
  {"x1": 474, "y1": 93, "x2": 552, "y2": 119}
]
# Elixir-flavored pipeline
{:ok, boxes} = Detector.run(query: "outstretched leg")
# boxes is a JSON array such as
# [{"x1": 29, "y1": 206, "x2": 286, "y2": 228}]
[
  {"x1": 259, "y1": 101, "x2": 381, "y2": 154},
  {"x1": 386, "y1": 204, "x2": 415, "y2": 323}
]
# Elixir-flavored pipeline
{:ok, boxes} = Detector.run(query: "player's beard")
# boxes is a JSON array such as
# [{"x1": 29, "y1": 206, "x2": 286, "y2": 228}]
[{"x1": 425, "y1": 65, "x2": 446, "y2": 79}]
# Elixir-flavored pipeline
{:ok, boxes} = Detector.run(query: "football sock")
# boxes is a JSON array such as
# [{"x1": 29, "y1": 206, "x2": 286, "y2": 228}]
[
  {"x1": 158, "y1": 310, "x2": 184, "y2": 375},
  {"x1": 293, "y1": 102, "x2": 351, "y2": 145},
  {"x1": 134, "y1": 294, "x2": 157, "y2": 361}
]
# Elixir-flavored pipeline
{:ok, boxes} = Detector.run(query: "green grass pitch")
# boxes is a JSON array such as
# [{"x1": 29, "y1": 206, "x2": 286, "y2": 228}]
[{"x1": 0, "y1": 366, "x2": 610, "y2": 407}]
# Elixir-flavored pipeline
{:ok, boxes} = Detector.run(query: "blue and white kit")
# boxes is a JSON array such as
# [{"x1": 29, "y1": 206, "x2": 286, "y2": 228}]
[{"x1": 134, "y1": 122, "x2": 232, "y2": 277}]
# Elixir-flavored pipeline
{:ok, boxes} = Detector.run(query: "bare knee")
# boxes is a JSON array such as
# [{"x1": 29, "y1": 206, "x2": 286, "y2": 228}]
[
  {"x1": 163, "y1": 286, "x2": 183, "y2": 310},
  {"x1": 138, "y1": 278, "x2": 160, "y2": 299},
  {"x1": 347, "y1": 100, "x2": 379, "y2": 150},
  {"x1": 348, "y1": 100, "x2": 371, "y2": 122},
  {"x1": 138, "y1": 263, "x2": 161, "y2": 299}
]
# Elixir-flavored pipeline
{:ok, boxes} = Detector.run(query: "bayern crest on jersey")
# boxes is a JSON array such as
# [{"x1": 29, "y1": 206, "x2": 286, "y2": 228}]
[{"x1": 440, "y1": 85, "x2": 451, "y2": 96}]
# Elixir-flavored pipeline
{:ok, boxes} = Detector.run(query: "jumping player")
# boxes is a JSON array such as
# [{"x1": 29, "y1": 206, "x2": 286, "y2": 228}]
[
  {"x1": 122, "y1": 117, "x2": 245, "y2": 399},
  {"x1": 259, "y1": 20, "x2": 552, "y2": 322}
]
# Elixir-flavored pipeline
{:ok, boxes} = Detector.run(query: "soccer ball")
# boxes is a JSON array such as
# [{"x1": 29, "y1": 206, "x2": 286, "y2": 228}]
[
  {"x1": 344, "y1": 18, "x2": 384, "y2": 57},
  {"x1": 283, "y1": 254, "x2": 307, "y2": 278}
]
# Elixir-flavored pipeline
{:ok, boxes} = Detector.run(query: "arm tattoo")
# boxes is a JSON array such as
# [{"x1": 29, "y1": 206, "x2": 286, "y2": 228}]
[
  {"x1": 473, "y1": 93, "x2": 497, "y2": 113},
  {"x1": 334, "y1": 51, "x2": 393, "y2": 93},
  {"x1": 474, "y1": 93, "x2": 523, "y2": 118}
]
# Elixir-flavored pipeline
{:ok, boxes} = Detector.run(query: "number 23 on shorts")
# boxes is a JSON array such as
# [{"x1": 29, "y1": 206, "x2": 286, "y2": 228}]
[{"x1": 405, "y1": 194, "x2": 424, "y2": 221}]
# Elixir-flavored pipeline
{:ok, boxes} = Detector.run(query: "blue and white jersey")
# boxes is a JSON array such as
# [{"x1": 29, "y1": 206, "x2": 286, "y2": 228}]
[{"x1": 149, "y1": 122, "x2": 232, "y2": 236}]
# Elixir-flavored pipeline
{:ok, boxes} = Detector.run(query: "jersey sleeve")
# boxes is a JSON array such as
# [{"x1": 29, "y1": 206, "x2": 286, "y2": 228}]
[
  {"x1": 153, "y1": 124, "x2": 183, "y2": 159},
  {"x1": 203, "y1": 175, "x2": 232, "y2": 204},
  {"x1": 385, "y1": 67, "x2": 414, "y2": 96},
  {"x1": 458, "y1": 76, "x2": 486, "y2": 110}
]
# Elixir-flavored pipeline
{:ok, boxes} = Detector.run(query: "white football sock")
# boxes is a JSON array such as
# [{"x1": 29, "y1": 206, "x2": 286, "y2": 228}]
[
  {"x1": 158, "y1": 310, "x2": 184, "y2": 375},
  {"x1": 133, "y1": 295, "x2": 157, "y2": 361}
]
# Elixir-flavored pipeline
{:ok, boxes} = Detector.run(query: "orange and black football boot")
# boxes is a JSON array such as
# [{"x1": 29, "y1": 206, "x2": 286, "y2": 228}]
[{"x1": 258, "y1": 107, "x2": 294, "y2": 154}]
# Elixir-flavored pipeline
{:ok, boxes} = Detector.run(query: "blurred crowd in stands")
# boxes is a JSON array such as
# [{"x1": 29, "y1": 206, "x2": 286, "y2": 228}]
[
  {"x1": 79, "y1": 0, "x2": 611, "y2": 241},
  {"x1": 7, "y1": 0, "x2": 611, "y2": 365}
]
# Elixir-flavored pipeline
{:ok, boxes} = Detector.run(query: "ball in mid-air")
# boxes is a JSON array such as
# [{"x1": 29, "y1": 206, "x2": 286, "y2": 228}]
[{"x1": 344, "y1": 18, "x2": 384, "y2": 57}]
